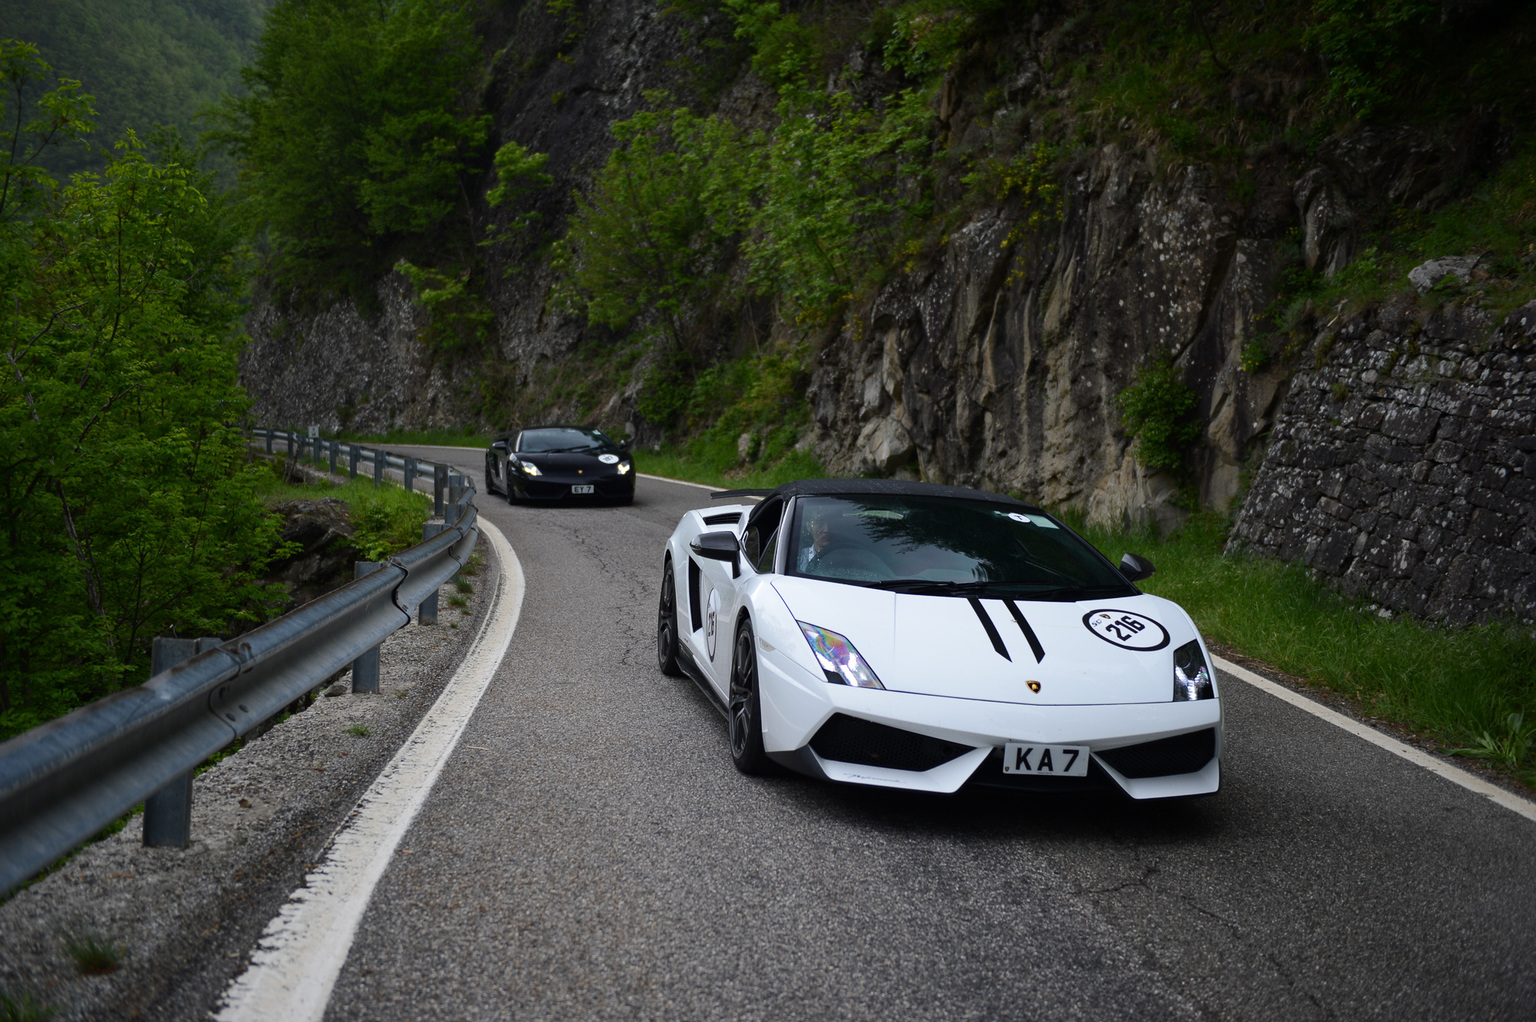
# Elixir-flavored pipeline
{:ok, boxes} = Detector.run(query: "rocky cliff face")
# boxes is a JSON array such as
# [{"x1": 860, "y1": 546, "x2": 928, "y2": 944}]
[
  {"x1": 238, "y1": 1, "x2": 1529, "y2": 624},
  {"x1": 806, "y1": 146, "x2": 1286, "y2": 531},
  {"x1": 1231, "y1": 301, "x2": 1536, "y2": 625}
]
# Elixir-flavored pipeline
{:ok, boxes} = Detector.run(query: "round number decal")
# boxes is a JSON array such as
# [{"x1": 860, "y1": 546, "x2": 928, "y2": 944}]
[
  {"x1": 705, "y1": 589, "x2": 721, "y2": 659},
  {"x1": 1082, "y1": 609, "x2": 1169, "y2": 651},
  {"x1": 598, "y1": 453, "x2": 620, "y2": 464}
]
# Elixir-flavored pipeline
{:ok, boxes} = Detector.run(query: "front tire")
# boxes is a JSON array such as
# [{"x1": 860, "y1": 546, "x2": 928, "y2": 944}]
[
  {"x1": 728, "y1": 618, "x2": 771, "y2": 775},
  {"x1": 657, "y1": 559, "x2": 683, "y2": 677}
]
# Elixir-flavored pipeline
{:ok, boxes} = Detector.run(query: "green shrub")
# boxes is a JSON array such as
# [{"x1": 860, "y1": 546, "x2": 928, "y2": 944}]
[{"x1": 1116, "y1": 359, "x2": 1201, "y2": 472}]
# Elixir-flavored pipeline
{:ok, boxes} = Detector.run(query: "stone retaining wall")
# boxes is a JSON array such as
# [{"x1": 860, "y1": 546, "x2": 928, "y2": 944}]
[{"x1": 1230, "y1": 298, "x2": 1536, "y2": 625}]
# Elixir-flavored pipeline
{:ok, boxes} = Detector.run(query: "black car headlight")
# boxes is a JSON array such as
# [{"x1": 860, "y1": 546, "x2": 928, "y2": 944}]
[
  {"x1": 1173, "y1": 639, "x2": 1213, "y2": 701},
  {"x1": 520, "y1": 461, "x2": 541, "y2": 476},
  {"x1": 617, "y1": 459, "x2": 632, "y2": 475},
  {"x1": 798, "y1": 622, "x2": 884, "y2": 689}
]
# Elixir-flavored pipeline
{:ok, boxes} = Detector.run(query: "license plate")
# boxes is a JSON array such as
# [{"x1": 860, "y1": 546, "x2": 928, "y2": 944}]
[
  {"x1": 1002, "y1": 743, "x2": 1089, "y2": 776},
  {"x1": 571, "y1": 484, "x2": 594, "y2": 494}
]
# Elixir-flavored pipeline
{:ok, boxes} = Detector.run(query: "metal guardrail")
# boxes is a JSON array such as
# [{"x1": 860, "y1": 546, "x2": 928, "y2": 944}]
[{"x1": 0, "y1": 430, "x2": 480, "y2": 896}]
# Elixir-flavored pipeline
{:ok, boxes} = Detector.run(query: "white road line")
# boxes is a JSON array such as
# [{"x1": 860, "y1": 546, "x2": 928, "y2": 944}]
[
  {"x1": 214, "y1": 519, "x2": 524, "y2": 1022},
  {"x1": 637, "y1": 472, "x2": 721, "y2": 492},
  {"x1": 1214, "y1": 655, "x2": 1536, "y2": 825}
]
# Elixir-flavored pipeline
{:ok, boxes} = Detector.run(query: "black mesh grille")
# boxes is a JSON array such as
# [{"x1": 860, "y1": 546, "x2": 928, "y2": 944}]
[
  {"x1": 810, "y1": 715, "x2": 972, "y2": 772},
  {"x1": 1097, "y1": 728, "x2": 1216, "y2": 778},
  {"x1": 703, "y1": 512, "x2": 743, "y2": 526}
]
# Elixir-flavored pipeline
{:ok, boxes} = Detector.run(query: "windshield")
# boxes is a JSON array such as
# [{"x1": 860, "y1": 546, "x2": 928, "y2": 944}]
[
  {"x1": 517, "y1": 427, "x2": 615, "y2": 454},
  {"x1": 788, "y1": 494, "x2": 1134, "y2": 598}
]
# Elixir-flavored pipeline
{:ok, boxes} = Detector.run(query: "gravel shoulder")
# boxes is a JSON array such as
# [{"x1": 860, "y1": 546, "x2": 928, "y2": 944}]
[{"x1": 0, "y1": 528, "x2": 499, "y2": 1022}]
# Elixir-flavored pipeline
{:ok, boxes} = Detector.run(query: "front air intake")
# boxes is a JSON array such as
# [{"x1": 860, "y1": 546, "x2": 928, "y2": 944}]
[
  {"x1": 1096, "y1": 728, "x2": 1216, "y2": 778},
  {"x1": 810, "y1": 715, "x2": 972, "y2": 772}
]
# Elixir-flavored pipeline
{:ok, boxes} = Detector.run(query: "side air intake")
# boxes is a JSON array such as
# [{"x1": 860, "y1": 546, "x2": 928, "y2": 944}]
[
  {"x1": 1096, "y1": 728, "x2": 1216, "y2": 778},
  {"x1": 810, "y1": 715, "x2": 972, "y2": 772}
]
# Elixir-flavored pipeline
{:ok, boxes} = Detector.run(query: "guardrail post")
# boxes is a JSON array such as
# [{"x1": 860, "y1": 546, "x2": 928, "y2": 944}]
[
  {"x1": 373, "y1": 449, "x2": 385, "y2": 486},
  {"x1": 348, "y1": 444, "x2": 359, "y2": 479},
  {"x1": 312, "y1": 435, "x2": 322, "y2": 467},
  {"x1": 264, "y1": 429, "x2": 273, "y2": 454},
  {"x1": 349, "y1": 563, "x2": 385, "y2": 693},
  {"x1": 329, "y1": 439, "x2": 339, "y2": 475},
  {"x1": 285, "y1": 431, "x2": 294, "y2": 457},
  {"x1": 143, "y1": 635, "x2": 220, "y2": 848},
  {"x1": 418, "y1": 523, "x2": 444, "y2": 625},
  {"x1": 404, "y1": 456, "x2": 417, "y2": 493},
  {"x1": 434, "y1": 464, "x2": 448, "y2": 516}
]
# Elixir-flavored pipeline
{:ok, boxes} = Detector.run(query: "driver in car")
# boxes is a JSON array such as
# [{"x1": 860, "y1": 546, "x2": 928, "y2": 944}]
[{"x1": 797, "y1": 509, "x2": 838, "y2": 574}]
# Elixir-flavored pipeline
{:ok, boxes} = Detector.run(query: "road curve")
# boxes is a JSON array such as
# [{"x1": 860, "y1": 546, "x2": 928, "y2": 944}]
[{"x1": 306, "y1": 447, "x2": 1536, "y2": 1021}]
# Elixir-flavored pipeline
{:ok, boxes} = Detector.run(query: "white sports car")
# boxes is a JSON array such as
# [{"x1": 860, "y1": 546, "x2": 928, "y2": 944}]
[{"x1": 656, "y1": 479, "x2": 1221, "y2": 798}]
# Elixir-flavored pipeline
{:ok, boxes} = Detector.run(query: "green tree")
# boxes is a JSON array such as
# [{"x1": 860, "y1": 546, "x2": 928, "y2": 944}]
[
  {"x1": 1306, "y1": 0, "x2": 1439, "y2": 116},
  {"x1": 0, "y1": 44, "x2": 282, "y2": 739},
  {"x1": 746, "y1": 83, "x2": 932, "y2": 323},
  {"x1": 560, "y1": 98, "x2": 752, "y2": 350},
  {"x1": 215, "y1": 0, "x2": 488, "y2": 285},
  {"x1": 0, "y1": 0, "x2": 271, "y2": 182}
]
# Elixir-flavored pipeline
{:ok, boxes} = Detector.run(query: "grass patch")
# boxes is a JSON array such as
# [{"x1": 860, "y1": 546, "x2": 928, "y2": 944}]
[
  {"x1": 1069, "y1": 511, "x2": 1536, "y2": 784},
  {"x1": 257, "y1": 466, "x2": 433, "y2": 561},
  {"x1": 62, "y1": 932, "x2": 123, "y2": 976},
  {"x1": 0, "y1": 987, "x2": 53, "y2": 1021},
  {"x1": 345, "y1": 725, "x2": 371, "y2": 738},
  {"x1": 639, "y1": 442, "x2": 826, "y2": 491}
]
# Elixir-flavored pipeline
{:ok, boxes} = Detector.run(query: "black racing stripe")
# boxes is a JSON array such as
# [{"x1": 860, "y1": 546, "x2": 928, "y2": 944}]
[
  {"x1": 968, "y1": 598, "x2": 1011, "y2": 661},
  {"x1": 1003, "y1": 600, "x2": 1045, "y2": 663}
]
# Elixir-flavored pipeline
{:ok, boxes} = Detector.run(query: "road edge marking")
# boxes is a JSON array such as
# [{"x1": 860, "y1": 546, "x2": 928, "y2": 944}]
[
  {"x1": 213, "y1": 519, "x2": 525, "y2": 1021},
  {"x1": 637, "y1": 472, "x2": 720, "y2": 492},
  {"x1": 1214, "y1": 654, "x2": 1536, "y2": 825}
]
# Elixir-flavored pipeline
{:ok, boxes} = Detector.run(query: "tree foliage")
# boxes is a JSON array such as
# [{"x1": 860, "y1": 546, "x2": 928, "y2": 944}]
[
  {"x1": 559, "y1": 98, "x2": 751, "y2": 350},
  {"x1": 1306, "y1": 0, "x2": 1439, "y2": 117},
  {"x1": 0, "y1": 44, "x2": 282, "y2": 739},
  {"x1": 215, "y1": 0, "x2": 489, "y2": 285},
  {"x1": 0, "y1": 0, "x2": 270, "y2": 181}
]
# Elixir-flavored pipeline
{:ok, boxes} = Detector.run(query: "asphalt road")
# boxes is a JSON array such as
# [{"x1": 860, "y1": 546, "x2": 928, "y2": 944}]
[{"x1": 314, "y1": 447, "x2": 1536, "y2": 1021}]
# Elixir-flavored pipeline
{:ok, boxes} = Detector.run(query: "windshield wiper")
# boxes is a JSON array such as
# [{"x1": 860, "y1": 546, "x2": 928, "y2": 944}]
[{"x1": 541, "y1": 445, "x2": 601, "y2": 454}]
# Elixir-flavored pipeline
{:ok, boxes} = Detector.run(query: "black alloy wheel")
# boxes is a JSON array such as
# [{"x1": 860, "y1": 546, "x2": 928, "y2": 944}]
[
  {"x1": 505, "y1": 463, "x2": 519, "y2": 504},
  {"x1": 728, "y1": 618, "x2": 771, "y2": 775},
  {"x1": 657, "y1": 559, "x2": 682, "y2": 677}
]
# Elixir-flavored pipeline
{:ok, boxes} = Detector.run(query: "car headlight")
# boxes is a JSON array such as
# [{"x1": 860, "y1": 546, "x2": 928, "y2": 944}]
[
  {"x1": 519, "y1": 461, "x2": 541, "y2": 476},
  {"x1": 617, "y1": 460, "x2": 632, "y2": 475},
  {"x1": 1173, "y1": 639, "x2": 1214, "y2": 701},
  {"x1": 798, "y1": 622, "x2": 884, "y2": 689}
]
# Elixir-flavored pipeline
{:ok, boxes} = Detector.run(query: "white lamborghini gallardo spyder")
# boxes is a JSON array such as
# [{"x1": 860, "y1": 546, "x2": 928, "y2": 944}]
[{"x1": 656, "y1": 479, "x2": 1221, "y2": 798}]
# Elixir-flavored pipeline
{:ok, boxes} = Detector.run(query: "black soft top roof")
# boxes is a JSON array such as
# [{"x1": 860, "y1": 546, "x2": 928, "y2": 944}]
[{"x1": 718, "y1": 477, "x2": 1041, "y2": 513}]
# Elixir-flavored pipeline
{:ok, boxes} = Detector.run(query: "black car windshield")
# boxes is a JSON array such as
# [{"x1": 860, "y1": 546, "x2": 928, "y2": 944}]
[
  {"x1": 517, "y1": 427, "x2": 615, "y2": 454},
  {"x1": 788, "y1": 494, "x2": 1134, "y2": 597}
]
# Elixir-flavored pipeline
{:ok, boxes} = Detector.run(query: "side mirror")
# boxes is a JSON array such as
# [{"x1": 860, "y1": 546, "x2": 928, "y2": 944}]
[
  {"x1": 690, "y1": 531, "x2": 740, "y2": 562},
  {"x1": 491, "y1": 438, "x2": 508, "y2": 450},
  {"x1": 1119, "y1": 552, "x2": 1155, "y2": 583},
  {"x1": 619, "y1": 437, "x2": 634, "y2": 452}
]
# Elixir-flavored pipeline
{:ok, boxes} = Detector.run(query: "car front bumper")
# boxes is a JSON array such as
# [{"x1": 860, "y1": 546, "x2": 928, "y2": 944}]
[
  {"x1": 756, "y1": 649, "x2": 1222, "y2": 799},
  {"x1": 514, "y1": 472, "x2": 634, "y2": 500}
]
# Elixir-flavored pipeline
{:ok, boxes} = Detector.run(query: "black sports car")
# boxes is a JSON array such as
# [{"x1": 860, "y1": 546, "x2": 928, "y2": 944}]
[{"x1": 485, "y1": 425, "x2": 636, "y2": 504}]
